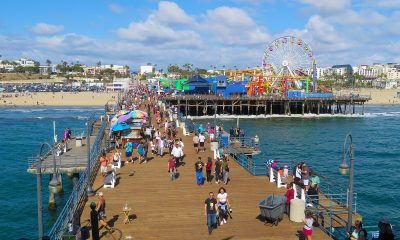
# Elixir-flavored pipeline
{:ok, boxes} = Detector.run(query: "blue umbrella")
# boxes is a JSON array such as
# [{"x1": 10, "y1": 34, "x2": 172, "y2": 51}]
[{"x1": 112, "y1": 123, "x2": 131, "y2": 132}]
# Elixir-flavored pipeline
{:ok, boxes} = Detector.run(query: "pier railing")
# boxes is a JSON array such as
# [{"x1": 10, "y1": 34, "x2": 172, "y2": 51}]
[{"x1": 47, "y1": 118, "x2": 107, "y2": 240}]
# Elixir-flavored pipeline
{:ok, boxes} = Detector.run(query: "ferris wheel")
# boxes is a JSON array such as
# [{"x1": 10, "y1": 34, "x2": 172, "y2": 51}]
[{"x1": 262, "y1": 36, "x2": 314, "y2": 76}]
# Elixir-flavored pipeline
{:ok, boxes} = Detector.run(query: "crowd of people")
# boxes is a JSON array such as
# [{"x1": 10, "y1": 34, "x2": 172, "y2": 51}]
[{"x1": 92, "y1": 84, "x2": 396, "y2": 239}]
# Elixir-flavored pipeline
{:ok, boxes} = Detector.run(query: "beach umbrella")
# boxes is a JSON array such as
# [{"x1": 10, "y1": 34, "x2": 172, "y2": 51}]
[
  {"x1": 118, "y1": 114, "x2": 133, "y2": 124},
  {"x1": 129, "y1": 110, "x2": 148, "y2": 119},
  {"x1": 112, "y1": 123, "x2": 131, "y2": 132},
  {"x1": 117, "y1": 110, "x2": 130, "y2": 117}
]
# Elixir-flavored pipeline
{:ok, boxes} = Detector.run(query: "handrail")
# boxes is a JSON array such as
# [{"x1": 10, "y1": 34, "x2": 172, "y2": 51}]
[{"x1": 47, "y1": 118, "x2": 107, "y2": 239}]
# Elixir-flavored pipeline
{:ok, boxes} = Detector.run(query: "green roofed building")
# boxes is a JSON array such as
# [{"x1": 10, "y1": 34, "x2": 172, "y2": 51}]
[{"x1": 159, "y1": 78, "x2": 189, "y2": 91}]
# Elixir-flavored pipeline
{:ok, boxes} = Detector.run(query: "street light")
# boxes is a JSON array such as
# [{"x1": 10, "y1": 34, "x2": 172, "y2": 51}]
[
  {"x1": 338, "y1": 133, "x2": 354, "y2": 233},
  {"x1": 213, "y1": 80, "x2": 217, "y2": 128}
]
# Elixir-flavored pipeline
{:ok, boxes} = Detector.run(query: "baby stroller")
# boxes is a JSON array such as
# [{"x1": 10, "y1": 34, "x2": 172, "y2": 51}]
[{"x1": 217, "y1": 203, "x2": 232, "y2": 225}]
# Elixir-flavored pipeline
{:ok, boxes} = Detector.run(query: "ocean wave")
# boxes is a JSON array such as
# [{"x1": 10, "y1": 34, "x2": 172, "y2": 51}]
[
  {"x1": 185, "y1": 112, "x2": 400, "y2": 119},
  {"x1": 6, "y1": 108, "x2": 47, "y2": 113},
  {"x1": 187, "y1": 113, "x2": 369, "y2": 119}
]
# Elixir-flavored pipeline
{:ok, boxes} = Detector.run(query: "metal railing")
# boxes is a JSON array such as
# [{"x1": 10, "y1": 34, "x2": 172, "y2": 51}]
[
  {"x1": 47, "y1": 118, "x2": 107, "y2": 239},
  {"x1": 229, "y1": 136, "x2": 259, "y2": 151}
]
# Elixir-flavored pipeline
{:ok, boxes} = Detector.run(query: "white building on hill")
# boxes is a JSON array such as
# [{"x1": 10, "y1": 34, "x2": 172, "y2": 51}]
[
  {"x1": 15, "y1": 58, "x2": 35, "y2": 67},
  {"x1": 106, "y1": 78, "x2": 131, "y2": 91},
  {"x1": 140, "y1": 65, "x2": 155, "y2": 75}
]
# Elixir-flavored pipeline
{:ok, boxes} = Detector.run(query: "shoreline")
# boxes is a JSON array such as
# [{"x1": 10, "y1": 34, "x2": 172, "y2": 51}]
[
  {"x1": 0, "y1": 88, "x2": 399, "y2": 106},
  {"x1": 0, "y1": 92, "x2": 118, "y2": 107}
]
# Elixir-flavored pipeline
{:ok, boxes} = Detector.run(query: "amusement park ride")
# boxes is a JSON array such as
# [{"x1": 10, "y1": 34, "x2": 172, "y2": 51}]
[{"x1": 225, "y1": 36, "x2": 329, "y2": 97}]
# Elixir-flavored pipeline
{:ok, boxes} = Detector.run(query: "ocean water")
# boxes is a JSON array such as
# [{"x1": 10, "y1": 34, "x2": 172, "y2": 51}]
[
  {"x1": 0, "y1": 107, "x2": 104, "y2": 239},
  {"x1": 0, "y1": 105, "x2": 399, "y2": 238}
]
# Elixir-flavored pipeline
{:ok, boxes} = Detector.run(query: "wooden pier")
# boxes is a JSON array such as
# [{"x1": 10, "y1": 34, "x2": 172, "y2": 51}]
[
  {"x1": 27, "y1": 137, "x2": 93, "y2": 174},
  {"x1": 164, "y1": 95, "x2": 370, "y2": 116},
  {"x1": 80, "y1": 119, "x2": 331, "y2": 239}
]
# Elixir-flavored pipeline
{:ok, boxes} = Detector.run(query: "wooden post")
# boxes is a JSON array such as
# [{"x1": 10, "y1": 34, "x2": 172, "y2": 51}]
[
  {"x1": 270, "y1": 102, "x2": 273, "y2": 115},
  {"x1": 302, "y1": 102, "x2": 305, "y2": 115},
  {"x1": 317, "y1": 102, "x2": 320, "y2": 115},
  {"x1": 362, "y1": 103, "x2": 365, "y2": 115}
]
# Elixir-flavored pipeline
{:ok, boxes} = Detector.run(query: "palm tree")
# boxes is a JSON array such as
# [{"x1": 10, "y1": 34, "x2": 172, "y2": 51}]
[{"x1": 46, "y1": 59, "x2": 52, "y2": 75}]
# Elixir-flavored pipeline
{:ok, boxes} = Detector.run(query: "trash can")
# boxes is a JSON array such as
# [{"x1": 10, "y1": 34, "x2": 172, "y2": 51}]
[
  {"x1": 75, "y1": 137, "x2": 82, "y2": 147},
  {"x1": 290, "y1": 198, "x2": 305, "y2": 222},
  {"x1": 259, "y1": 195, "x2": 286, "y2": 226}
]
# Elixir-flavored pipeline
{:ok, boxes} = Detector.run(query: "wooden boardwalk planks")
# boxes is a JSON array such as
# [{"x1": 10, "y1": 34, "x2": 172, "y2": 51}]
[{"x1": 81, "y1": 120, "x2": 331, "y2": 240}]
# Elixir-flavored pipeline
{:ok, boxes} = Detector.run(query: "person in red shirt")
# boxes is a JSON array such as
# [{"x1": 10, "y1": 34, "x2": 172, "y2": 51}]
[
  {"x1": 284, "y1": 182, "x2": 295, "y2": 216},
  {"x1": 167, "y1": 157, "x2": 177, "y2": 181},
  {"x1": 205, "y1": 157, "x2": 213, "y2": 184}
]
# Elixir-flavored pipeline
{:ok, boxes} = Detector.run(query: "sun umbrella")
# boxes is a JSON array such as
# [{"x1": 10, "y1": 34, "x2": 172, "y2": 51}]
[
  {"x1": 129, "y1": 110, "x2": 148, "y2": 119},
  {"x1": 112, "y1": 123, "x2": 131, "y2": 132},
  {"x1": 117, "y1": 110, "x2": 130, "y2": 117},
  {"x1": 118, "y1": 114, "x2": 133, "y2": 124}
]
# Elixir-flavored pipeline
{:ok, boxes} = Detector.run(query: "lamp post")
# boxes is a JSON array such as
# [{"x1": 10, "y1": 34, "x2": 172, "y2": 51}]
[
  {"x1": 86, "y1": 120, "x2": 95, "y2": 197},
  {"x1": 338, "y1": 133, "x2": 354, "y2": 233},
  {"x1": 213, "y1": 80, "x2": 217, "y2": 128}
]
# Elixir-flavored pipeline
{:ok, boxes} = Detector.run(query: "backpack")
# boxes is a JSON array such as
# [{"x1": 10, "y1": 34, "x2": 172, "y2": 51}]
[{"x1": 360, "y1": 228, "x2": 368, "y2": 239}]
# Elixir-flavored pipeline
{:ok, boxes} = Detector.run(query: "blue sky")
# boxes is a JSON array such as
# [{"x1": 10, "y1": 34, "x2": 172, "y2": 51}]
[{"x1": 0, "y1": 0, "x2": 399, "y2": 70}]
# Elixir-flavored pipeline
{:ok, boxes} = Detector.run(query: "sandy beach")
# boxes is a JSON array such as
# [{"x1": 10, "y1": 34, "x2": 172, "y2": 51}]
[
  {"x1": 334, "y1": 88, "x2": 400, "y2": 105},
  {"x1": 0, "y1": 92, "x2": 119, "y2": 106},
  {"x1": 1, "y1": 88, "x2": 399, "y2": 107}
]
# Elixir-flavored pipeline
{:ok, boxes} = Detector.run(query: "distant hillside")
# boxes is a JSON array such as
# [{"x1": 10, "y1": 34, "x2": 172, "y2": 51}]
[{"x1": 0, "y1": 73, "x2": 51, "y2": 81}]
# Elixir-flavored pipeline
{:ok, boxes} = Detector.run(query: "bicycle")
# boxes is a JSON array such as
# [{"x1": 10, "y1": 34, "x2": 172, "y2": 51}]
[{"x1": 78, "y1": 219, "x2": 123, "y2": 240}]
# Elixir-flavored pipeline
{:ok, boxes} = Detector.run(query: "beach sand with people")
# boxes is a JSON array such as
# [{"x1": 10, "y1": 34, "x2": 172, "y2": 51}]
[
  {"x1": 334, "y1": 88, "x2": 400, "y2": 105},
  {"x1": 0, "y1": 92, "x2": 119, "y2": 106},
  {"x1": 1, "y1": 88, "x2": 399, "y2": 107}
]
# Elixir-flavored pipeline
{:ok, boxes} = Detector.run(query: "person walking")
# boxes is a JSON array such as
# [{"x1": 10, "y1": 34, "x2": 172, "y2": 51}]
[
  {"x1": 142, "y1": 139, "x2": 149, "y2": 163},
  {"x1": 217, "y1": 187, "x2": 231, "y2": 225},
  {"x1": 199, "y1": 133, "x2": 205, "y2": 152},
  {"x1": 221, "y1": 157, "x2": 230, "y2": 185},
  {"x1": 215, "y1": 158, "x2": 222, "y2": 184},
  {"x1": 284, "y1": 183, "x2": 295, "y2": 215},
  {"x1": 193, "y1": 133, "x2": 199, "y2": 154},
  {"x1": 206, "y1": 157, "x2": 213, "y2": 184},
  {"x1": 167, "y1": 157, "x2": 177, "y2": 181},
  {"x1": 137, "y1": 141, "x2": 144, "y2": 164},
  {"x1": 171, "y1": 142, "x2": 183, "y2": 165},
  {"x1": 125, "y1": 140, "x2": 133, "y2": 163},
  {"x1": 204, "y1": 192, "x2": 218, "y2": 235},
  {"x1": 302, "y1": 210, "x2": 315, "y2": 240},
  {"x1": 96, "y1": 192, "x2": 114, "y2": 232},
  {"x1": 195, "y1": 157, "x2": 204, "y2": 186}
]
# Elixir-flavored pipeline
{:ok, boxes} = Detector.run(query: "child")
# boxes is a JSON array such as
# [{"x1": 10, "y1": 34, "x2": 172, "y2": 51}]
[{"x1": 303, "y1": 210, "x2": 314, "y2": 240}]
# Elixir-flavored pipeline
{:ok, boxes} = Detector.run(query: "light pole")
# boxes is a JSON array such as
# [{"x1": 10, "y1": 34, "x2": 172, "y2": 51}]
[
  {"x1": 338, "y1": 133, "x2": 354, "y2": 233},
  {"x1": 86, "y1": 119, "x2": 95, "y2": 196},
  {"x1": 213, "y1": 80, "x2": 217, "y2": 128}
]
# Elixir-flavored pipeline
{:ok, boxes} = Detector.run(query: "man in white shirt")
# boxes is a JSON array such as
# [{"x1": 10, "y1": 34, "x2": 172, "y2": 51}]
[
  {"x1": 171, "y1": 143, "x2": 183, "y2": 165},
  {"x1": 199, "y1": 133, "x2": 206, "y2": 152}
]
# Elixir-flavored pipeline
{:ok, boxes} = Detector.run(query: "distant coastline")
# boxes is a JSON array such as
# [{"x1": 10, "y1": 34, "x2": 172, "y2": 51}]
[
  {"x1": 0, "y1": 92, "x2": 118, "y2": 106},
  {"x1": 1, "y1": 88, "x2": 399, "y2": 107}
]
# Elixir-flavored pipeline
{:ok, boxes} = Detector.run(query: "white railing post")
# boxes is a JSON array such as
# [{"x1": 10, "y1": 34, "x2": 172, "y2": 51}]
[{"x1": 269, "y1": 167, "x2": 275, "y2": 183}]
